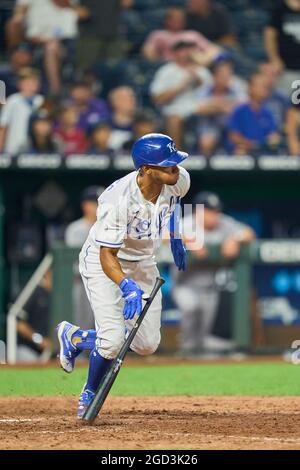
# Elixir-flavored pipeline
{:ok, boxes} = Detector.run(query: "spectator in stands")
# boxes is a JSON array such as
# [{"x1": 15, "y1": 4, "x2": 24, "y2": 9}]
[
  {"x1": 17, "y1": 269, "x2": 53, "y2": 363},
  {"x1": 142, "y1": 7, "x2": 221, "y2": 65},
  {"x1": 227, "y1": 73, "x2": 281, "y2": 156},
  {"x1": 54, "y1": 104, "x2": 88, "y2": 156},
  {"x1": 25, "y1": 109, "x2": 59, "y2": 154},
  {"x1": 65, "y1": 186, "x2": 103, "y2": 246},
  {"x1": 69, "y1": 81, "x2": 110, "y2": 134},
  {"x1": 0, "y1": 67, "x2": 44, "y2": 155},
  {"x1": 196, "y1": 59, "x2": 247, "y2": 156},
  {"x1": 65, "y1": 186, "x2": 105, "y2": 329},
  {"x1": 150, "y1": 40, "x2": 212, "y2": 148},
  {"x1": 172, "y1": 191, "x2": 255, "y2": 357},
  {"x1": 0, "y1": 44, "x2": 33, "y2": 97},
  {"x1": 108, "y1": 85, "x2": 137, "y2": 151},
  {"x1": 265, "y1": 0, "x2": 300, "y2": 95},
  {"x1": 186, "y1": 0, "x2": 237, "y2": 47},
  {"x1": 77, "y1": 0, "x2": 133, "y2": 72},
  {"x1": 88, "y1": 123, "x2": 114, "y2": 155},
  {"x1": 258, "y1": 62, "x2": 291, "y2": 133},
  {"x1": 122, "y1": 110, "x2": 158, "y2": 152},
  {"x1": 286, "y1": 104, "x2": 300, "y2": 156},
  {"x1": 6, "y1": 0, "x2": 89, "y2": 94}
]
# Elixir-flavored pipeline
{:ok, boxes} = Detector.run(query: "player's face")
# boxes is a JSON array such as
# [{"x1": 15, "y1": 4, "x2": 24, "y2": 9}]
[{"x1": 145, "y1": 165, "x2": 180, "y2": 185}]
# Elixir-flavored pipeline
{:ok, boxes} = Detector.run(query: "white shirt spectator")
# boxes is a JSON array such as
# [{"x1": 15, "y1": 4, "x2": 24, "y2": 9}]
[
  {"x1": 0, "y1": 92, "x2": 44, "y2": 154},
  {"x1": 17, "y1": 0, "x2": 79, "y2": 40},
  {"x1": 150, "y1": 62, "x2": 211, "y2": 118}
]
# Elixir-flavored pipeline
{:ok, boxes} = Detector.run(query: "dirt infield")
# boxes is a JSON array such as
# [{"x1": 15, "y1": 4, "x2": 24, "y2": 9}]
[{"x1": 1, "y1": 396, "x2": 300, "y2": 450}]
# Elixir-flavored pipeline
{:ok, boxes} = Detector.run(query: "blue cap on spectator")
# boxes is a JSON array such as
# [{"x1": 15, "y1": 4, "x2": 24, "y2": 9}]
[
  {"x1": 213, "y1": 50, "x2": 233, "y2": 65},
  {"x1": 80, "y1": 186, "x2": 105, "y2": 202}
]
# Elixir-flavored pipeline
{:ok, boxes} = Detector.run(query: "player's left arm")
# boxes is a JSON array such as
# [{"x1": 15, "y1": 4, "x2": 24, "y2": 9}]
[
  {"x1": 100, "y1": 246, "x2": 144, "y2": 320},
  {"x1": 96, "y1": 200, "x2": 144, "y2": 319},
  {"x1": 99, "y1": 246, "x2": 126, "y2": 286},
  {"x1": 169, "y1": 166, "x2": 191, "y2": 271}
]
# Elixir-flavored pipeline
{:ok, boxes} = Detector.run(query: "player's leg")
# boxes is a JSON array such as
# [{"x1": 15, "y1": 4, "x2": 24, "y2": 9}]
[
  {"x1": 56, "y1": 320, "x2": 96, "y2": 373},
  {"x1": 57, "y1": 269, "x2": 97, "y2": 373},
  {"x1": 78, "y1": 271, "x2": 126, "y2": 418},
  {"x1": 124, "y1": 260, "x2": 162, "y2": 356}
]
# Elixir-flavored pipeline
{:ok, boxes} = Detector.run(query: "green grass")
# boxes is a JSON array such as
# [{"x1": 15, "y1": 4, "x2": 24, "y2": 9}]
[{"x1": 0, "y1": 362, "x2": 299, "y2": 397}]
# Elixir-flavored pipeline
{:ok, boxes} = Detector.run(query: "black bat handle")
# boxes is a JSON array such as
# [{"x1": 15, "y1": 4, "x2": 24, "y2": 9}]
[
  {"x1": 136, "y1": 277, "x2": 165, "y2": 327},
  {"x1": 118, "y1": 277, "x2": 165, "y2": 360},
  {"x1": 148, "y1": 276, "x2": 165, "y2": 301}
]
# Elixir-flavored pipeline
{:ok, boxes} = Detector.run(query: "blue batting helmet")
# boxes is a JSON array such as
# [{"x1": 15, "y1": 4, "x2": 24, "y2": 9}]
[{"x1": 132, "y1": 133, "x2": 188, "y2": 169}]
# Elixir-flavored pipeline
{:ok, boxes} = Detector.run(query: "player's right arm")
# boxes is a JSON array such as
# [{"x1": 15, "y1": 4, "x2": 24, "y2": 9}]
[
  {"x1": 99, "y1": 246, "x2": 126, "y2": 286},
  {"x1": 95, "y1": 200, "x2": 144, "y2": 319},
  {"x1": 100, "y1": 246, "x2": 144, "y2": 320}
]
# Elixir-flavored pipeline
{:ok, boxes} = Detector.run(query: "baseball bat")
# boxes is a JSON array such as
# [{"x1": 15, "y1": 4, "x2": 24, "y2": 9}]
[{"x1": 82, "y1": 276, "x2": 165, "y2": 423}]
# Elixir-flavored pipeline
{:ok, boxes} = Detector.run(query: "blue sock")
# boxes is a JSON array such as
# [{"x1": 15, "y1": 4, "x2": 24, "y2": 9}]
[
  {"x1": 86, "y1": 348, "x2": 112, "y2": 393},
  {"x1": 71, "y1": 329, "x2": 96, "y2": 351}
]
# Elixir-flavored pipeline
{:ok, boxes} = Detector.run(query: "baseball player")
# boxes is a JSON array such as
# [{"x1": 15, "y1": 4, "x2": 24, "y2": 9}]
[{"x1": 56, "y1": 133, "x2": 190, "y2": 418}]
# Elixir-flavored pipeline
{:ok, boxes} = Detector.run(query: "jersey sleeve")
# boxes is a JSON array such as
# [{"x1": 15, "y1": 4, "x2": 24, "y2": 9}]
[
  {"x1": 174, "y1": 166, "x2": 191, "y2": 198},
  {"x1": 94, "y1": 201, "x2": 127, "y2": 248}
]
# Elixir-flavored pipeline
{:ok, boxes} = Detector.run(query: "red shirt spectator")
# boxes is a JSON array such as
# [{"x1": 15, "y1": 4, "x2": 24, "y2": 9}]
[{"x1": 54, "y1": 104, "x2": 88, "y2": 155}]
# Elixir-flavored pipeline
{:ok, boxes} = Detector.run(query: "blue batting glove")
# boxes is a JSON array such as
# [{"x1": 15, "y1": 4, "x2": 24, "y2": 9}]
[
  {"x1": 119, "y1": 277, "x2": 144, "y2": 320},
  {"x1": 170, "y1": 237, "x2": 186, "y2": 271}
]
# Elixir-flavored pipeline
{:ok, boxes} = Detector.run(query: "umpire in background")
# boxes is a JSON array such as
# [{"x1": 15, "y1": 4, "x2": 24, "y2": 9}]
[
  {"x1": 65, "y1": 186, "x2": 105, "y2": 330},
  {"x1": 172, "y1": 191, "x2": 255, "y2": 357}
]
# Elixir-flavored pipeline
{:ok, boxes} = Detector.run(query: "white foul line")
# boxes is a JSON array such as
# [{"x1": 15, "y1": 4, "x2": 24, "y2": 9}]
[{"x1": 0, "y1": 418, "x2": 44, "y2": 423}]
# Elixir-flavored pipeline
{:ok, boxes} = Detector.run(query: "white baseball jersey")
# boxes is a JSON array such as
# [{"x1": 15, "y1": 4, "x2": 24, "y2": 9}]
[
  {"x1": 79, "y1": 165, "x2": 190, "y2": 359},
  {"x1": 81, "y1": 166, "x2": 190, "y2": 266}
]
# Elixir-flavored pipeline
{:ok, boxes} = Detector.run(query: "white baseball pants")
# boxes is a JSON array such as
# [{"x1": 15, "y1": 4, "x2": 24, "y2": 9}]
[{"x1": 79, "y1": 251, "x2": 162, "y2": 360}]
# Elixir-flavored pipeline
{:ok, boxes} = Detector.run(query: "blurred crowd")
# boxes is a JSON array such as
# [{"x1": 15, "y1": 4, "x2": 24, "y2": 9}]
[
  {"x1": 0, "y1": 0, "x2": 300, "y2": 158},
  {"x1": 4, "y1": 0, "x2": 298, "y2": 361}
]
